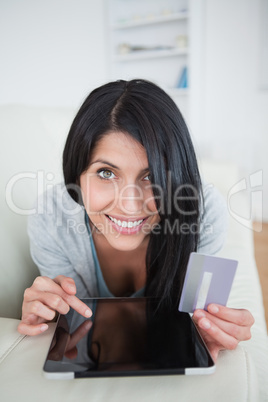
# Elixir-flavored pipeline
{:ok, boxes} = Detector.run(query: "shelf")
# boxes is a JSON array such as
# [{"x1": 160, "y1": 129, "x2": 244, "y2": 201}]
[
  {"x1": 108, "y1": 0, "x2": 191, "y2": 120},
  {"x1": 167, "y1": 88, "x2": 189, "y2": 97},
  {"x1": 115, "y1": 47, "x2": 188, "y2": 62},
  {"x1": 112, "y1": 11, "x2": 189, "y2": 29}
]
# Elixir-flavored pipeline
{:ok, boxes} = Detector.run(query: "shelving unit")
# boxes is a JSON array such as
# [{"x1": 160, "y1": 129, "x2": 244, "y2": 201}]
[
  {"x1": 112, "y1": 11, "x2": 189, "y2": 29},
  {"x1": 106, "y1": 0, "x2": 190, "y2": 118},
  {"x1": 115, "y1": 47, "x2": 188, "y2": 62}
]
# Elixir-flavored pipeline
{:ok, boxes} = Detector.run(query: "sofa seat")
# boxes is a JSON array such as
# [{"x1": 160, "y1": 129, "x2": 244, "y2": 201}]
[{"x1": 0, "y1": 317, "x2": 259, "y2": 402}]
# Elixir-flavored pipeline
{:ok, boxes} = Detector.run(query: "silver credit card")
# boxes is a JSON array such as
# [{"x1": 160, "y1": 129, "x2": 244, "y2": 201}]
[{"x1": 178, "y1": 252, "x2": 238, "y2": 313}]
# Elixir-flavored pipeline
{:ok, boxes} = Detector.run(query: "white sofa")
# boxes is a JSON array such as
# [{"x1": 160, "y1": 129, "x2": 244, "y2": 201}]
[{"x1": 0, "y1": 105, "x2": 268, "y2": 402}]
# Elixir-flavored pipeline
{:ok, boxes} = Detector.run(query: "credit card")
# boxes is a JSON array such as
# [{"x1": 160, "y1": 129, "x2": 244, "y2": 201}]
[{"x1": 178, "y1": 252, "x2": 238, "y2": 313}]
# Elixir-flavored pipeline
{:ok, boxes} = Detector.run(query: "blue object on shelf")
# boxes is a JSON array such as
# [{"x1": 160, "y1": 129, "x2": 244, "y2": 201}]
[{"x1": 176, "y1": 66, "x2": 188, "y2": 88}]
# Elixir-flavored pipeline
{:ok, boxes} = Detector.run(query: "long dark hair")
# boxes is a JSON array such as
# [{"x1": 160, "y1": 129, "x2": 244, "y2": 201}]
[{"x1": 63, "y1": 79, "x2": 202, "y2": 308}]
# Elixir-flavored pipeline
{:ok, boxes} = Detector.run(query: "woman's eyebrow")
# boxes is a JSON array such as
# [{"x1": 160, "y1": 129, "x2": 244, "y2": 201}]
[
  {"x1": 90, "y1": 159, "x2": 119, "y2": 169},
  {"x1": 90, "y1": 159, "x2": 149, "y2": 174}
]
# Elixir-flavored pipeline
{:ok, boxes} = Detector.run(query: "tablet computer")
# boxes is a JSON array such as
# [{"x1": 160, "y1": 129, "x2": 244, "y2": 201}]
[{"x1": 43, "y1": 297, "x2": 215, "y2": 379}]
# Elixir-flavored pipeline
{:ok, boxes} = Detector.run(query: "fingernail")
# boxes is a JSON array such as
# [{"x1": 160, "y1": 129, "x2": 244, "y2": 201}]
[
  {"x1": 201, "y1": 319, "x2": 211, "y2": 330},
  {"x1": 194, "y1": 310, "x2": 205, "y2": 318},
  {"x1": 85, "y1": 309, "x2": 92, "y2": 318},
  {"x1": 210, "y1": 305, "x2": 219, "y2": 314},
  {"x1": 40, "y1": 324, "x2": 48, "y2": 332}
]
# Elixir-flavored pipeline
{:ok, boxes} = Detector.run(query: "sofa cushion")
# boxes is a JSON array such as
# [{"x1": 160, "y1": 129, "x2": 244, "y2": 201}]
[
  {"x1": 0, "y1": 105, "x2": 75, "y2": 318},
  {"x1": 0, "y1": 317, "x2": 260, "y2": 402}
]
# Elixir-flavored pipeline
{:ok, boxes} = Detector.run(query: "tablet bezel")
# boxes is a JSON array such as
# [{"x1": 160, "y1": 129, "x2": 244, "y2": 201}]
[{"x1": 43, "y1": 297, "x2": 215, "y2": 379}]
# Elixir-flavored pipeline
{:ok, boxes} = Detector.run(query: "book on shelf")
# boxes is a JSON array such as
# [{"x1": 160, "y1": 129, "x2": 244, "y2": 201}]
[{"x1": 176, "y1": 66, "x2": 188, "y2": 89}]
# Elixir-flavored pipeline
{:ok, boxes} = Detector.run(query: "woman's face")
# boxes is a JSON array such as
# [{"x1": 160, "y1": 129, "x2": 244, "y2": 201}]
[{"x1": 80, "y1": 131, "x2": 160, "y2": 251}]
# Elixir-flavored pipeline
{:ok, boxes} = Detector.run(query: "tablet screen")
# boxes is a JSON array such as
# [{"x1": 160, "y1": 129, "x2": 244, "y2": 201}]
[{"x1": 43, "y1": 298, "x2": 215, "y2": 379}]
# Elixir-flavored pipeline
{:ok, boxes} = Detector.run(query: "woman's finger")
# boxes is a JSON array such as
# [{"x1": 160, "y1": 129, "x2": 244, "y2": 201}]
[
  {"x1": 22, "y1": 300, "x2": 56, "y2": 322},
  {"x1": 207, "y1": 304, "x2": 255, "y2": 327},
  {"x1": 193, "y1": 309, "x2": 252, "y2": 342},
  {"x1": 193, "y1": 305, "x2": 254, "y2": 341},
  {"x1": 24, "y1": 288, "x2": 70, "y2": 316},
  {"x1": 19, "y1": 276, "x2": 93, "y2": 336},
  {"x1": 28, "y1": 276, "x2": 92, "y2": 318},
  {"x1": 30, "y1": 276, "x2": 71, "y2": 295},
  {"x1": 53, "y1": 275, "x2": 77, "y2": 295},
  {"x1": 195, "y1": 316, "x2": 239, "y2": 351},
  {"x1": 63, "y1": 294, "x2": 93, "y2": 319},
  {"x1": 43, "y1": 276, "x2": 93, "y2": 318},
  {"x1": 17, "y1": 322, "x2": 49, "y2": 336}
]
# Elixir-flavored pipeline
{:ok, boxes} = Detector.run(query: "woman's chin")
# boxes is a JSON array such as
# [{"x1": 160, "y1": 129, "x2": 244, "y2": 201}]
[{"x1": 104, "y1": 233, "x2": 149, "y2": 252}]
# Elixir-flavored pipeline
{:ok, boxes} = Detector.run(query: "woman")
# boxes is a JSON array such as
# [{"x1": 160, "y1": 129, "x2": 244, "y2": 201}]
[{"x1": 18, "y1": 79, "x2": 254, "y2": 361}]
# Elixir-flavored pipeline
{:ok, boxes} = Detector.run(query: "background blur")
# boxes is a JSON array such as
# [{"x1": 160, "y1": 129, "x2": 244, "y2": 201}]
[{"x1": 0, "y1": 0, "x2": 267, "y2": 221}]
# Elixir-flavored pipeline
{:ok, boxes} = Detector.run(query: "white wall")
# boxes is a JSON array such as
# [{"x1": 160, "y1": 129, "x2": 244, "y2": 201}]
[
  {"x1": 0, "y1": 0, "x2": 107, "y2": 107},
  {"x1": 195, "y1": 0, "x2": 268, "y2": 221},
  {"x1": 1, "y1": 0, "x2": 267, "y2": 220}
]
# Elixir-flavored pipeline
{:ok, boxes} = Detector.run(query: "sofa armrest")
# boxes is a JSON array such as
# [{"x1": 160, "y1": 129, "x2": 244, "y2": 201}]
[{"x1": 0, "y1": 318, "x2": 25, "y2": 364}]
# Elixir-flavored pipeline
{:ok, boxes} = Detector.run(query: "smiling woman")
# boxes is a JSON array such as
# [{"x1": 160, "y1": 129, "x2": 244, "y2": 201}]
[
  {"x1": 80, "y1": 132, "x2": 160, "y2": 252},
  {"x1": 17, "y1": 79, "x2": 254, "y2": 363},
  {"x1": 62, "y1": 79, "x2": 204, "y2": 303}
]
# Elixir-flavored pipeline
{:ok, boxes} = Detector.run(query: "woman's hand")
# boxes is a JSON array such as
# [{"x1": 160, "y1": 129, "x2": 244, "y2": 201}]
[
  {"x1": 192, "y1": 304, "x2": 255, "y2": 361},
  {"x1": 17, "y1": 275, "x2": 92, "y2": 336}
]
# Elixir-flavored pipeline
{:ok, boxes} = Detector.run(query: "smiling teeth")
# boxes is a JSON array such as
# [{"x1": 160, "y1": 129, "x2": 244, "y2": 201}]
[{"x1": 108, "y1": 216, "x2": 143, "y2": 228}]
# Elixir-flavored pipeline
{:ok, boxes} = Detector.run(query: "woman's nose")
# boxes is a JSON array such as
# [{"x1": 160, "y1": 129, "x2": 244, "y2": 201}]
[{"x1": 117, "y1": 184, "x2": 144, "y2": 214}]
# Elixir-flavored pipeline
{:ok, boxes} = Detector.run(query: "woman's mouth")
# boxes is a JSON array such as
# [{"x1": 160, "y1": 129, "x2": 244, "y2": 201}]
[{"x1": 105, "y1": 215, "x2": 148, "y2": 234}]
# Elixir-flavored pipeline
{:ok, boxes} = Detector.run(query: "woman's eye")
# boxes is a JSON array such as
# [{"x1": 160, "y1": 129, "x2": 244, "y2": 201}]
[
  {"x1": 98, "y1": 169, "x2": 116, "y2": 180},
  {"x1": 143, "y1": 174, "x2": 151, "y2": 181}
]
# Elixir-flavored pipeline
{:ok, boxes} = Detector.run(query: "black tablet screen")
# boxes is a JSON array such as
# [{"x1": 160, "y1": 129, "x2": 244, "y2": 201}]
[{"x1": 43, "y1": 297, "x2": 215, "y2": 377}]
